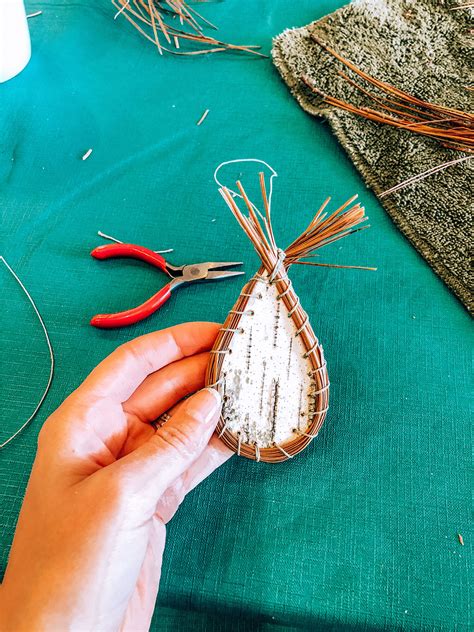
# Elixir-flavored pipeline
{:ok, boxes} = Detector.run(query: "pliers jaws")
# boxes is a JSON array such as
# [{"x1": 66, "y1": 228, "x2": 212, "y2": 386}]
[{"x1": 90, "y1": 243, "x2": 244, "y2": 328}]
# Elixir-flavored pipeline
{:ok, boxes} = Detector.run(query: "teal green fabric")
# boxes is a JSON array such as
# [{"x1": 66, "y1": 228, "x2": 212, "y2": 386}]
[{"x1": 0, "y1": 1, "x2": 471, "y2": 630}]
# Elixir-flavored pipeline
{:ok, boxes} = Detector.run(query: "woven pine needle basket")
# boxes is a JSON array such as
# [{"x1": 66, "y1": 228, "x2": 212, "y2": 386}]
[{"x1": 206, "y1": 173, "x2": 369, "y2": 463}]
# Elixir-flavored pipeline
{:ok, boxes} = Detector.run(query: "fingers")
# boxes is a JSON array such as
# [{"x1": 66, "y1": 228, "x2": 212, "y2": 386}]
[
  {"x1": 111, "y1": 388, "x2": 222, "y2": 497},
  {"x1": 155, "y1": 436, "x2": 233, "y2": 524},
  {"x1": 123, "y1": 352, "x2": 209, "y2": 426},
  {"x1": 77, "y1": 322, "x2": 220, "y2": 403},
  {"x1": 120, "y1": 520, "x2": 165, "y2": 632},
  {"x1": 182, "y1": 435, "x2": 233, "y2": 494}
]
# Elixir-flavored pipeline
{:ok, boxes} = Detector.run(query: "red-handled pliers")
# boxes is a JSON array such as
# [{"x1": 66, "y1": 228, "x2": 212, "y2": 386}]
[{"x1": 90, "y1": 243, "x2": 243, "y2": 328}]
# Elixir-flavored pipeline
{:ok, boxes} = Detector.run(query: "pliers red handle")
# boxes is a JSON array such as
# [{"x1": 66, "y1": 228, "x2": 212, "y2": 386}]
[{"x1": 90, "y1": 243, "x2": 243, "y2": 329}]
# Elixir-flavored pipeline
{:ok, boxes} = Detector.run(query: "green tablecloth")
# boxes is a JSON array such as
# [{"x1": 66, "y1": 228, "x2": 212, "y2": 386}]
[{"x1": 0, "y1": 1, "x2": 471, "y2": 629}]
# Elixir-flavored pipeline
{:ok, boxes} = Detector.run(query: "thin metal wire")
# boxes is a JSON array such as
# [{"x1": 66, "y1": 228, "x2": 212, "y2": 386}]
[
  {"x1": 288, "y1": 295, "x2": 300, "y2": 317},
  {"x1": 303, "y1": 342, "x2": 318, "y2": 359},
  {"x1": 268, "y1": 248, "x2": 286, "y2": 282},
  {"x1": 308, "y1": 407, "x2": 329, "y2": 418},
  {"x1": 296, "y1": 429, "x2": 319, "y2": 439},
  {"x1": 240, "y1": 291, "x2": 263, "y2": 299},
  {"x1": 312, "y1": 383, "x2": 330, "y2": 395},
  {"x1": 295, "y1": 313, "x2": 309, "y2": 336},
  {"x1": 0, "y1": 257, "x2": 55, "y2": 449},
  {"x1": 275, "y1": 443, "x2": 293, "y2": 459},
  {"x1": 97, "y1": 230, "x2": 174, "y2": 254},
  {"x1": 277, "y1": 279, "x2": 293, "y2": 299},
  {"x1": 250, "y1": 274, "x2": 268, "y2": 284},
  {"x1": 207, "y1": 375, "x2": 225, "y2": 389},
  {"x1": 255, "y1": 443, "x2": 261, "y2": 462},
  {"x1": 309, "y1": 362, "x2": 327, "y2": 375},
  {"x1": 214, "y1": 159, "x2": 278, "y2": 222},
  {"x1": 229, "y1": 309, "x2": 254, "y2": 315}
]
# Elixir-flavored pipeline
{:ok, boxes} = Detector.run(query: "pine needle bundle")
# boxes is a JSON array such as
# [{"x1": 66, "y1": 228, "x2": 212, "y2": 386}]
[
  {"x1": 112, "y1": 0, "x2": 264, "y2": 56},
  {"x1": 302, "y1": 37, "x2": 474, "y2": 153}
]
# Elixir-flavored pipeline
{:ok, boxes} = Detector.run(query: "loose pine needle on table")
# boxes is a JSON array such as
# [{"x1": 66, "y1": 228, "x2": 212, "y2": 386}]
[{"x1": 197, "y1": 109, "x2": 209, "y2": 126}]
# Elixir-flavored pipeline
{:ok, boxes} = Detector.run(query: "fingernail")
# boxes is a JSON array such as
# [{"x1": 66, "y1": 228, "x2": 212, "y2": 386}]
[{"x1": 187, "y1": 388, "x2": 222, "y2": 425}]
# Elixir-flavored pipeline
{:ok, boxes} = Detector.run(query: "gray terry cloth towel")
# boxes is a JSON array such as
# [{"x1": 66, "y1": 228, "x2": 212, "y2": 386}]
[{"x1": 272, "y1": 0, "x2": 473, "y2": 312}]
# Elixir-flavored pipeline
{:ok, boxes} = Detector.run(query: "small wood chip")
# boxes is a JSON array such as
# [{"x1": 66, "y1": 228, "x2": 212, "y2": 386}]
[
  {"x1": 196, "y1": 109, "x2": 209, "y2": 126},
  {"x1": 174, "y1": 36, "x2": 180, "y2": 49},
  {"x1": 458, "y1": 533, "x2": 464, "y2": 546},
  {"x1": 27, "y1": 11, "x2": 42, "y2": 18},
  {"x1": 82, "y1": 148, "x2": 93, "y2": 161}
]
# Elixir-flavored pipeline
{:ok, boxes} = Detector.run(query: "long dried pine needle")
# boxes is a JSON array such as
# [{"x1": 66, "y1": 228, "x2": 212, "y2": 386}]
[
  {"x1": 451, "y1": 2, "x2": 474, "y2": 9},
  {"x1": 380, "y1": 155, "x2": 472, "y2": 198}
]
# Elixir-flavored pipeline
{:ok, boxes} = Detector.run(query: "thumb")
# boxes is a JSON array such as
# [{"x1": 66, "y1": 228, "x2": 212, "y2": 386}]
[{"x1": 112, "y1": 388, "x2": 222, "y2": 496}]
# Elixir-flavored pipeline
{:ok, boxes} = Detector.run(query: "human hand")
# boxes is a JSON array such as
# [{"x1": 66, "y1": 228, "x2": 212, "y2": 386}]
[{"x1": 0, "y1": 322, "x2": 232, "y2": 631}]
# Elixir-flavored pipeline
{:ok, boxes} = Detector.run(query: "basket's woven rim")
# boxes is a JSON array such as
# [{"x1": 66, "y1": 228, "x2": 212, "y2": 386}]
[{"x1": 206, "y1": 264, "x2": 329, "y2": 463}]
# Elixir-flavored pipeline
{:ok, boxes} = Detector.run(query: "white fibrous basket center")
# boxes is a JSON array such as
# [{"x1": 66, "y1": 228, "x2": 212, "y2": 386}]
[{"x1": 220, "y1": 279, "x2": 318, "y2": 448}]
